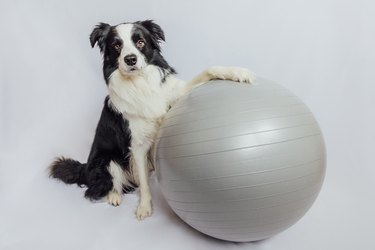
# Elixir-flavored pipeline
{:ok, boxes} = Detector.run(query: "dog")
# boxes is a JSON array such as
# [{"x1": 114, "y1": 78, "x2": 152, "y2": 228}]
[{"x1": 49, "y1": 20, "x2": 255, "y2": 220}]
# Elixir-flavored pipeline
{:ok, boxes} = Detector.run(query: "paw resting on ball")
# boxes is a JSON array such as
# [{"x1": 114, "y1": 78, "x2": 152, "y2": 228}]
[
  {"x1": 228, "y1": 67, "x2": 255, "y2": 83},
  {"x1": 208, "y1": 66, "x2": 255, "y2": 84}
]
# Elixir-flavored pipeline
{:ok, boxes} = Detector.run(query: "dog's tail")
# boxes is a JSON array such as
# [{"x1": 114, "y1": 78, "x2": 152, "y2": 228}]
[{"x1": 49, "y1": 157, "x2": 87, "y2": 186}]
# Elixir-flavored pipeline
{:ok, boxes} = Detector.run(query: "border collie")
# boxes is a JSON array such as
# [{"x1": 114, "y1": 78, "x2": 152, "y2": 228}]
[{"x1": 49, "y1": 20, "x2": 254, "y2": 220}]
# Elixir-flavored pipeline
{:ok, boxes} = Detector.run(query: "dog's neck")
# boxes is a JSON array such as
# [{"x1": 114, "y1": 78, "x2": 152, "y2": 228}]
[{"x1": 107, "y1": 65, "x2": 173, "y2": 119}]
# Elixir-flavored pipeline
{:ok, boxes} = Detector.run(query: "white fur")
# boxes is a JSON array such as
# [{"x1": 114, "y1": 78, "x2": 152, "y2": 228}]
[
  {"x1": 106, "y1": 160, "x2": 136, "y2": 206},
  {"x1": 106, "y1": 190, "x2": 122, "y2": 206},
  {"x1": 108, "y1": 161, "x2": 126, "y2": 192},
  {"x1": 108, "y1": 65, "x2": 174, "y2": 118},
  {"x1": 106, "y1": 161, "x2": 125, "y2": 206}
]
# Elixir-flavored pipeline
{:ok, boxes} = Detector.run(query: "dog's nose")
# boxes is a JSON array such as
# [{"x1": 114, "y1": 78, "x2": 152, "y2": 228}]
[{"x1": 124, "y1": 54, "x2": 137, "y2": 66}]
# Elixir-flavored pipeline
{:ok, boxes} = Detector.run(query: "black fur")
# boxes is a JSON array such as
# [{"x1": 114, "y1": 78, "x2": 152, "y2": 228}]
[
  {"x1": 49, "y1": 157, "x2": 86, "y2": 186},
  {"x1": 49, "y1": 97, "x2": 136, "y2": 201},
  {"x1": 89, "y1": 23, "x2": 111, "y2": 52},
  {"x1": 135, "y1": 20, "x2": 165, "y2": 51}
]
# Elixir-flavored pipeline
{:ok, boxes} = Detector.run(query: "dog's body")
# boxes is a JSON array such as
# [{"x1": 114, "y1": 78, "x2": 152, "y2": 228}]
[{"x1": 50, "y1": 20, "x2": 254, "y2": 220}]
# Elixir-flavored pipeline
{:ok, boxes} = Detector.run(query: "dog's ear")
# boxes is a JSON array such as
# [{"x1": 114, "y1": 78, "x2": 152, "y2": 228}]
[
  {"x1": 90, "y1": 23, "x2": 111, "y2": 52},
  {"x1": 139, "y1": 20, "x2": 165, "y2": 50}
]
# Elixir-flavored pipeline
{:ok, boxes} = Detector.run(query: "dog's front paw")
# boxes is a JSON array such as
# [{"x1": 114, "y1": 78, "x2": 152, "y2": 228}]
[
  {"x1": 208, "y1": 66, "x2": 255, "y2": 84},
  {"x1": 106, "y1": 191, "x2": 122, "y2": 206},
  {"x1": 229, "y1": 67, "x2": 255, "y2": 84},
  {"x1": 136, "y1": 202, "x2": 152, "y2": 220}
]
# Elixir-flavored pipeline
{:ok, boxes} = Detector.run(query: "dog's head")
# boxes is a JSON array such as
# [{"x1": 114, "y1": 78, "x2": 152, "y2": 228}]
[{"x1": 90, "y1": 20, "x2": 169, "y2": 82}]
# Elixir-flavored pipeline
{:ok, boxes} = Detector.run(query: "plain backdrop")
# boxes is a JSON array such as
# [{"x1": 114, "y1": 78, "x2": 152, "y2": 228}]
[{"x1": 1, "y1": 0, "x2": 374, "y2": 249}]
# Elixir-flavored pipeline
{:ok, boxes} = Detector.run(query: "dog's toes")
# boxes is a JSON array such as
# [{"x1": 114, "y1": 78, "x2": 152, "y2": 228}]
[
  {"x1": 136, "y1": 203, "x2": 153, "y2": 220},
  {"x1": 235, "y1": 68, "x2": 256, "y2": 84},
  {"x1": 207, "y1": 66, "x2": 255, "y2": 84},
  {"x1": 106, "y1": 191, "x2": 122, "y2": 207}
]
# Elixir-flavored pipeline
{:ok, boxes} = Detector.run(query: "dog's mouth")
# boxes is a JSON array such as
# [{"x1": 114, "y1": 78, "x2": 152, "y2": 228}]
[{"x1": 120, "y1": 66, "x2": 140, "y2": 75}]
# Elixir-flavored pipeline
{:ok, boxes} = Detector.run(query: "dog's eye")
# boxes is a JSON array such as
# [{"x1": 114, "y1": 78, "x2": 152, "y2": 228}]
[
  {"x1": 136, "y1": 39, "x2": 145, "y2": 48},
  {"x1": 112, "y1": 43, "x2": 121, "y2": 50}
]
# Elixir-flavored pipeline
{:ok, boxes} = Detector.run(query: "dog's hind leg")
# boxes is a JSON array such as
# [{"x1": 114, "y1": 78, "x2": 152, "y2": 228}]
[
  {"x1": 106, "y1": 161, "x2": 127, "y2": 206},
  {"x1": 84, "y1": 159, "x2": 113, "y2": 202},
  {"x1": 84, "y1": 159, "x2": 125, "y2": 206}
]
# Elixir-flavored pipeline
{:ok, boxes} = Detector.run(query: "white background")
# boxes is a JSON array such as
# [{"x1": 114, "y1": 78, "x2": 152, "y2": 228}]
[{"x1": 1, "y1": 0, "x2": 374, "y2": 249}]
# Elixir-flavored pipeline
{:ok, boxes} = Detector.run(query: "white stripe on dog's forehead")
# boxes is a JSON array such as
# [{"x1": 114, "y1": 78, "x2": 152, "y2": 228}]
[
  {"x1": 115, "y1": 23, "x2": 134, "y2": 41},
  {"x1": 115, "y1": 23, "x2": 139, "y2": 57},
  {"x1": 115, "y1": 23, "x2": 147, "y2": 72}
]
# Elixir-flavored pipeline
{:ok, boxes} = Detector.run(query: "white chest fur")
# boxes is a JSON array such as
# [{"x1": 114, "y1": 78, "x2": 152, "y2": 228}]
[
  {"x1": 108, "y1": 66, "x2": 169, "y2": 119},
  {"x1": 108, "y1": 65, "x2": 186, "y2": 146}
]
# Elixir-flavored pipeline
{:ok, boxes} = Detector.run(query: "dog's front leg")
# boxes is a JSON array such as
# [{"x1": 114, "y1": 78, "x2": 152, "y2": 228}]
[{"x1": 132, "y1": 142, "x2": 153, "y2": 220}]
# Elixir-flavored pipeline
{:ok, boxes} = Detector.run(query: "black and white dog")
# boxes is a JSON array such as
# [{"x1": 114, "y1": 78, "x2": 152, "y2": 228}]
[{"x1": 49, "y1": 20, "x2": 254, "y2": 220}]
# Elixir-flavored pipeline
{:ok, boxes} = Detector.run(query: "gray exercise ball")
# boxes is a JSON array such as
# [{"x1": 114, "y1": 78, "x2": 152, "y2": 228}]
[{"x1": 155, "y1": 79, "x2": 326, "y2": 242}]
